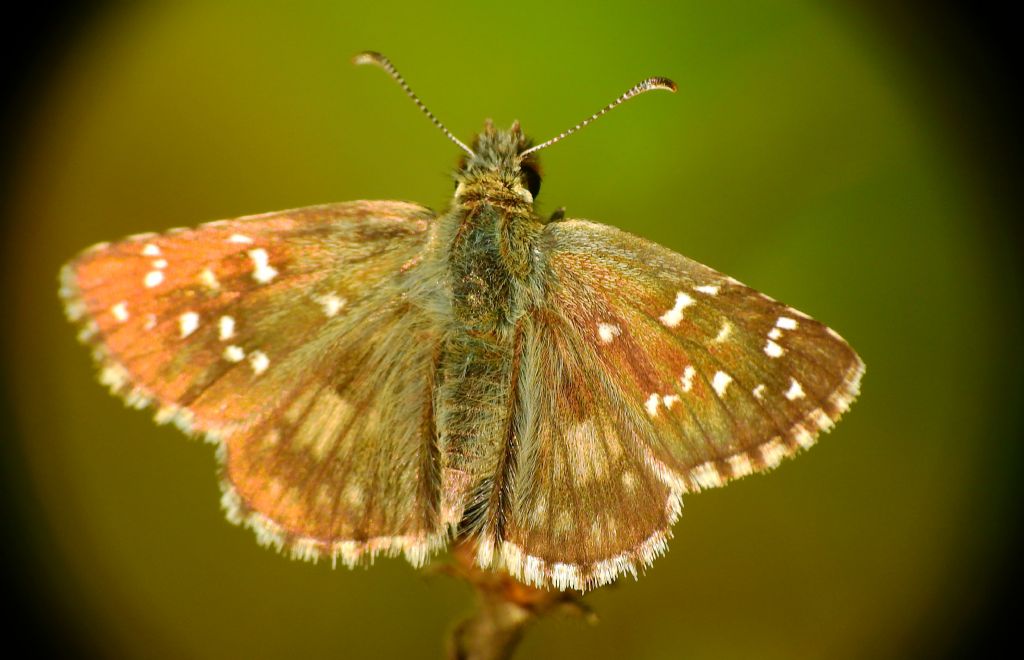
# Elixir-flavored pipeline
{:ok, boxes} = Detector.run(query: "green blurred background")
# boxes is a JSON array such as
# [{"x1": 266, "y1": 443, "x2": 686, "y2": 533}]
[{"x1": 2, "y1": 1, "x2": 1021, "y2": 658}]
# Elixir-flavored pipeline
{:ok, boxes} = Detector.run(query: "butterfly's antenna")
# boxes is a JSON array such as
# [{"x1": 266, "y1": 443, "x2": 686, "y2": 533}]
[
  {"x1": 520, "y1": 77, "x2": 677, "y2": 157},
  {"x1": 354, "y1": 51, "x2": 476, "y2": 157}
]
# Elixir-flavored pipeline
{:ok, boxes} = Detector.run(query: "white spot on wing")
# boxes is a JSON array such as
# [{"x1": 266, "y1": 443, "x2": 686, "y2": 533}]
[
  {"x1": 690, "y1": 462, "x2": 723, "y2": 488},
  {"x1": 768, "y1": 327, "x2": 782, "y2": 339},
  {"x1": 712, "y1": 371, "x2": 732, "y2": 397},
  {"x1": 714, "y1": 321, "x2": 732, "y2": 343},
  {"x1": 761, "y1": 438, "x2": 786, "y2": 468},
  {"x1": 228, "y1": 234, "x2": 253, "y2": 244},
  {"x1": 645, "y1": 393, "x2": 661, "y2": 417},
  {"x1": 224, "y1": 345, "x2": 245, "y2": 362},
  {"x1": 659, "y1": 292, "x2": 694, "y2": 327},
  {"x1": 597, "y1": 322, "x2": 621, "y2": 344},
  {"x1": 694, "y1": 284, "x2": 719, "y2": 296},
  {"x1": 152, "y1": 259, "x2": 168, "y2": 269},
  {"x1": 793, "y1": 423, "x2": 815, "y2": 448},
  {"x1": 776, "y1": 316, "x2": 798, "y2": 330},
  {"x1": 248, "y1": 248, "x2": 278, "y2": 283},
  {"x1": 144, "y1": 270, "x2": 164, "y2": 288},
  {"x1": 111, "y1": 302, "x2": 129, "y2": 322},
  {"x1": 680, "y1": 365, "x2": 696, "y2": 392},
  {"x1": 752, "y1": 383, "x2": 766, "y2": 400},
  {"x1": 785, "y1": 378, "x2": 805, "y2": 400},
  {"x1": 764, "y1": 339, "x2": 784, "y2": 358},
  {"x1": 218, "y1": 315, "x2": 235, "y2": 340},
  {"x1": 178, "y1": 311, "x2": 200, "y2": 338},
  {"x1": 728, "y1": 453, "x2": 753, "y2": 477},
  {"x1": 315, "y1": 293, "x2": 346, "y2": 318},
  {"x1": 142, "y1": 243, "x2": 161, "y2": 256},
  {"x1": 99, "y1": 364, "x2": 129, "y2": 390},
  {"x1": 662, "y1": 394, "x2": 681, "y2": 409},
  {"x1": 249, "y1": 350, "x2": 270, "y2": 375},
  {"x1": 199, "y1": 268, "x2": 220, "y2": 289},
  {"x1": 808, "y1": 407, "x2": 833, "y2": 431}
]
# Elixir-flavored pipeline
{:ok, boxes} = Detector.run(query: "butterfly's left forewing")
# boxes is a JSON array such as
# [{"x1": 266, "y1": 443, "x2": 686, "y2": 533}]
[
  {"x1": 491, "y1": 219, "x2": 863, "y2": 590},
  {"x1": 61, "y1": 201, "x2": 448, "y2": 565}
]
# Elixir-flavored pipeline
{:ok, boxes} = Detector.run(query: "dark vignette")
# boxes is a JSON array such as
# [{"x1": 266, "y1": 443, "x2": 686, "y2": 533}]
[{"x1": 0, "y1": 2, "x2": 1020, "y2": 658}]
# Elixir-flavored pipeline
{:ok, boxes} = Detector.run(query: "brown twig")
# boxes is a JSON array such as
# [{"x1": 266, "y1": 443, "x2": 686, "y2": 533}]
[{"x1": 435, "y1": 542, "x2": 597, "y2": 660}]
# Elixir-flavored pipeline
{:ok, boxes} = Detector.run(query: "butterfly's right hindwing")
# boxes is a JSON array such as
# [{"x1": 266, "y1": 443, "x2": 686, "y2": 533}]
[{"x1": 61, "y1": 201, "x2": 447, "y2": 566}]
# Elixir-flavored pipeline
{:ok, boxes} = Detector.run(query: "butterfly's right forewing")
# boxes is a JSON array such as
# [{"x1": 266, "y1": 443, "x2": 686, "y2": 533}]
[{"x1": 61, "y1": 201, "x2": 447, "y2": 566}]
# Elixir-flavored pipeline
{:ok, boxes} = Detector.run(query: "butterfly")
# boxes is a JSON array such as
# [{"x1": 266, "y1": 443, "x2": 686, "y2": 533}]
[{"x1": 59, "y1": 52, "x2": 863, "y2": 592}]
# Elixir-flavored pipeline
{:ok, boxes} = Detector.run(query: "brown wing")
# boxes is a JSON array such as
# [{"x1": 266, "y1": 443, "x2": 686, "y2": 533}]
[
  {"x1": 60, "y1": 201, "x2": 448, "y2": 566},
  {"x1": 487, "y1": 219, "x2": 863, "y2": 590}
]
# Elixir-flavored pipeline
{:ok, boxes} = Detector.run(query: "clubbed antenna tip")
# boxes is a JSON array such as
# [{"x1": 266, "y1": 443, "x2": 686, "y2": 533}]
[
  {"x1": 352, "y1": 51, "x2": 388, "y2": 69},
  {"x1": 646, "y1": 77, "x2": 678, "y2": 93},
  {"x1": 520, "y1": 76, "x2": 678, "y2": 156}
]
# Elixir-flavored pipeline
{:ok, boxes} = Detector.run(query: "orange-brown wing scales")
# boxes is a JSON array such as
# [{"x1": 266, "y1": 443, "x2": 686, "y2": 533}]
[
  {"x1": 221, "y1": 302, "x2": 443, "y2": 564},
  {"x1": 61, "y1": 201, "x2": 446, "y2": 566},
  {"x1": 63, "y1": 202, "x2": 430, "y2": 428},
  {"x1": 543, "y1": 220, "x2": 863, "y2": 489},
  {"x1": 488, "y1": 220, "x2": 863, "y2": 590},
  {"x1": 490, "y1": 311, "x2": 679, "y2": 590}
]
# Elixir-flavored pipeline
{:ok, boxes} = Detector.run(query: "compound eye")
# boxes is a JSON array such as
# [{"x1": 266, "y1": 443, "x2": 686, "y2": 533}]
[{"x1": 520, "y1": 163, "x2": 541, "y2": 198}]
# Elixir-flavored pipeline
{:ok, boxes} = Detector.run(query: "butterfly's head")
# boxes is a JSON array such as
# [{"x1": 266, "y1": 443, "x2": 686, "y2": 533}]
[{"x1": 454, "y1": 120, "x2": 542, "y2": 204}]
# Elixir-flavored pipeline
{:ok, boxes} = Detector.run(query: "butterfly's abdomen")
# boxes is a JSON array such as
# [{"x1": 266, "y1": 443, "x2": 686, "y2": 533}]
[{"x1": 434, "y1": 330, "x2": 517, "y2": 530}]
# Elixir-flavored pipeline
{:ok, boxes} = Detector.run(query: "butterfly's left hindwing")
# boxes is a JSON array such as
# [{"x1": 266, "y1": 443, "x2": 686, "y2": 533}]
[
  {"x1": 489, "y1": 219, "x2": 864, "y2": 590},
  {"x1": 61, "y1": 201, "x2": 448, "y2": 566}
]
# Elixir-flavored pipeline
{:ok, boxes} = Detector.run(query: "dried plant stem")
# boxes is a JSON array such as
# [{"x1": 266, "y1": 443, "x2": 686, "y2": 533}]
[
  {"x1": 441, "y1": 542, "x2": 596, "y2": 660},
  {"x1": 449, "y1": 591, "x2": 531, "y2": 660}
]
